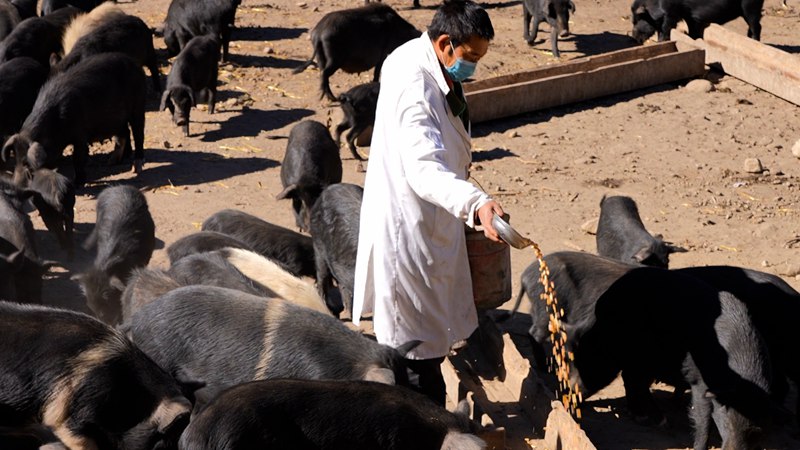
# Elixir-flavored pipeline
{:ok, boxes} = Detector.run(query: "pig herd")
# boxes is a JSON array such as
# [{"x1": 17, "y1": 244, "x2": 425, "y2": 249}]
[
  {"x1": 0, "y1": 0, "x2": 783, "y2": 449},
  {"x1": 508, "y1": 195, "x2": 800, "y2": 449}
]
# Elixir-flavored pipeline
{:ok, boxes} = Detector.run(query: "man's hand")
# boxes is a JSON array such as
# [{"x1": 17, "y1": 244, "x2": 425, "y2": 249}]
[{"x1": 476, "y1": 200, "x2": 504, "y2": 243}]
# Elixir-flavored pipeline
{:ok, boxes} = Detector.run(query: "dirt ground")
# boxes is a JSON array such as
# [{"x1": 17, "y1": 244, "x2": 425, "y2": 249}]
[{"x1": 29, "y1": 0, "x2": 800, "y2": 448}]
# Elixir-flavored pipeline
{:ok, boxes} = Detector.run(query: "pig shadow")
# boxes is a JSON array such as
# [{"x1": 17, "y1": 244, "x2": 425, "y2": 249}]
[
  {"x1": 81, "y1": 148, "x2": 278, "y2": 192},
  {"x1": 479, "y1": 0, "x2": 522, "y2": 9},
  {"x1": 473, "y1": 147, "x2": 517, "y2": 162},
  {"x1": 571, "y1": 31, "x2": 639, "y2": 57},
  {"x1": 226, "y1": 53, "x2": 307, "y2": 69},
  {"x1": 199, "y1": 107, "x2": 314, "y2": 141},
  {"x1": 233, "y1": 26, "x2": 306, "y2": 41},
  {"x1": 770, "y1": 43, "x2": 800, "y2": 54}
]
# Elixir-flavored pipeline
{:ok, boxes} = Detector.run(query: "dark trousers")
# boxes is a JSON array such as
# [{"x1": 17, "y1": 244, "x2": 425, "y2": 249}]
[{"x1": 405, "y1": 357, "x2": 446, "y2": 406}]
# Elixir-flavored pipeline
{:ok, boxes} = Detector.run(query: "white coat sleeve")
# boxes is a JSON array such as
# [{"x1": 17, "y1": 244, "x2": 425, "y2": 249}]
[{"x1": 396, "y1": 74, "x2": 491, "y2": 228}]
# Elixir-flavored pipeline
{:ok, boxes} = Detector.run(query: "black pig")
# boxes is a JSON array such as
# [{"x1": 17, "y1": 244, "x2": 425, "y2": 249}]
[
  {"x1": 1, "y1": 52, "x2": 146, "y2": 185},
  {"x1": 336, "y1": 82, "x2": 379, "y2": 163},
  {"x1": 293, "y1": 3, "x2": 420, "y2": 101},
  {"x1": 166, "y1": 230, "x2": 251, "y2": 264},
  {"x1": 522, "y1": 0, "x2": 575, "y2": 58},
  {"x1": 596, "y1": 195, "x2": 683, "y2": 268},
  {"x1": 630, "y1": 0, "x2": 763, "y2": 42},
  {"x1": 179, "y1": 379, "x2": 485, "y2": 450},
  {"x1": 202, "y1": 209, "x2": 316, "y2": 278},
  {"x1": 277, "y1": 120, "x2": 343, "y2": 232},
  {"x1": 310, "y1": 183, "x2": 363, "y2": 317},
  {"x1": 162, "y1": 0, "x2": 238, "y2": 61},
  {"x1": 0, "y1": 17, "x2": 60, "y2": 66},
  {"x1": 160, "y1": 35, "x2": 220, "y2": 137},
  {"x1": 76, "y1": 185, "x2": 155, "y2": 325},
  {"x1": 0, "y1": 301, "x2": 192, "y2": 450},
  {"x1": 127, "y1": 286, "x2": 418, "y2": 394}
]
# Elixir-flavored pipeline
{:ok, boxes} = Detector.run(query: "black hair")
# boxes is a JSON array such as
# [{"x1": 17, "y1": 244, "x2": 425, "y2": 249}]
[{"x1": 427, "y1": 0, "x2": 494, "y2": 45}]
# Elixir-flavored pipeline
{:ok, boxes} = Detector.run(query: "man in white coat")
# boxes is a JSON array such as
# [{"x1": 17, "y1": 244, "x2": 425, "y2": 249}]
[{"x1": 352, "y1": 0, "x2": 505, "y2": 405}]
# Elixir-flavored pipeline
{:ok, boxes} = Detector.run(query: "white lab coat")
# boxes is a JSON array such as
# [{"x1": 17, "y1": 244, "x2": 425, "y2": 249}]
[{"x1": 352, "y1": 32, "x2": 492, "y2": 360}]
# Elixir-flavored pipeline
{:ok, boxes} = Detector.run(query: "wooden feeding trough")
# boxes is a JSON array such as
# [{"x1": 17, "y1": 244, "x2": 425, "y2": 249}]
[{"x1": 464, "y1": 41, "x2": 706, "y2": 123}]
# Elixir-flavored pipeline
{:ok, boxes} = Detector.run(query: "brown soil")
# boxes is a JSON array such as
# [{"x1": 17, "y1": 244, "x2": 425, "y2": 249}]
[{"x1": 31, "y1": 0, "x2": 800, "y2": 448}]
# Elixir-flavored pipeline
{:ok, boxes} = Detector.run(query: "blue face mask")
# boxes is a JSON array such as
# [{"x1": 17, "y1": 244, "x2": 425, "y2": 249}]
[{"x1": 445, "y1": 42, "x2": 476, "y2": 82}]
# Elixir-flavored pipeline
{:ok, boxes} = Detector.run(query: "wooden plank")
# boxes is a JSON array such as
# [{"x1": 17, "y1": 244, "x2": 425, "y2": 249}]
[
  {"x1": 466, "y1": 48, "x2": 705, "y2": 123},
  {"x1": 671, "y1": 25, "x2": 800, "y2": 106},
  {"x1": 544, "y1": 402, "x2": 597, "y2": 450},
  {"x1": 463, "y1": 42, "x2": 679, "y2": 93}
]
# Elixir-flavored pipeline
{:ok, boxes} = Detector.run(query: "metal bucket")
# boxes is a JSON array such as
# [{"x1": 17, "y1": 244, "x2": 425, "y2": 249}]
[{"x1": 465, "y1": 220, "x2": 512, "y2": 310}]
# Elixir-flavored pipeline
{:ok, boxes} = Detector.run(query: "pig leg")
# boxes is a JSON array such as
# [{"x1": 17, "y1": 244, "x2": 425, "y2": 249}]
[
  {"x1": 621, "y1": 369, "x2": 665, "y2": 425},
  {"x1": 530, "y1": 12, "x2": 542, "y2": 44},
  {"x1": 685, "y1": 19, "x2": 706, "y2": 40},
  {"x1": 221, "y1": 25, "x2": 231, "y2": 61},
  {"x1": 207, "y1": 88, "x2": 216, "y2": 114},
  {"x1": 373, "y1": 59, "x2": 384, "y2": 83},
  {"x1": 314, "y1": 249, "x2": 341, "y2": 317},
  {"x1": 334, "y1": 119, "x2": 350, "y2": 146},
  {"x1": 146, "y1": 49, "x2": 161, "y2": 93},
  {"x1": 345, "y1": 127, "x2": 366, "y2": 161},
  {"x1": 523, "y1": 6, "x2": 534, "y2": 44},
  {"x1": 320, "y1": 66, "x2": 338, "y2": 102},
  {"x1": 72, "y1": 142, "x2": 89, "y2": 187},
  {"x1": 413, "y1": 0, "x2": 420, "y2": 8},
  {"x1": 689, "y1": 382, "x2": 712, "y2": 450},
  {"x1": 131, "y1": 109, "x2": 146, "y2": 174},
  {"x1": 742, "y1": 5, "x2": 762, "y2": 41},
  {"x1": 547, "y1": 17, "x2": 561, "y2": 57},
  {"x1": 111, "y1": 130, "x2": 129, "y2": 165}
]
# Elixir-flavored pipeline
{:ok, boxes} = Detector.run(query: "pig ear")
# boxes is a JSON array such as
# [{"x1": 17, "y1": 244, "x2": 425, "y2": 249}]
[
  {"x1": 632, "y1": 247, "x2": 654, "y2": 264},
  {"x1": 160, "y1": 90, "x2": 172, "y2": 112},
  {"x1": 188, "y1": 90, "x2": 196, "y2": 106},
  {"x1": 634, "y1": 5, "x2": 647, "y2": 15},
  {"x1": 664, "y1": 242, "x2": 688, "y2": 254},
  {"x1": 454, "y1": 399, "x2": 471, "y2": 418},
  {"x1": 49, "y1": 52, "x2": 61, "y2": 67},
  {"x1": 27, "y1": 142, "x2": 47, "y2": 169},
  {"x1": 109, "y1": 275, "x2": 126, "y2": 292},
  {"x1": 569, "y1": 0, "x2": 576, "y2": 13},
  {"x1": 363, "y1": 367, "x2": 395, "y2": 385},
  {"x1": 395, "y1": 340, "x2": 423, "y2": 357},
  {"x1": 704, "y1": 390, "x2": 716, "y2": 399},
  {"x1": 5, "y1": 248, "x2": 26, "y2": 273},
  {"x1": 275, "y1": 183, "x2": 298, "y2": 200},
  {"x1": 1, "y1": 135, "x2": 16, "y2": 163}
]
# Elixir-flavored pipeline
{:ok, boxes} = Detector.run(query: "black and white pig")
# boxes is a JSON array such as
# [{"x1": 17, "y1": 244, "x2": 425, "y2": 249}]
[
  {"x1": 0, "y1": 17, "x2": 61, "y2": 66},
  {"x1": 595, "y1": 195, "x2": 683, "y2": 268},
  {"x1": 25, "y1": 168, "x2": 75, "y2": 256},
  {"x1": 167, "y1": 247, "x2": 330, "y2": 315},
  {"x1": 126, "y1": 285, "x2": 418, "y2": 394},
  {"x1": 53, "y1": 13, "x2": 161, "y2": 93},
  {"x1": 1, "y1": 52, "x2": 146, "y2": 185},
  {"x1": 0, "y1": 57, "x2": 48, "y2": 139},
  {"x1": 58, "y1": 2, "x2": 126, "y2": 57},
  {"x1": 310, "y1": 183, "x2": 362, "y2": 317},
  {"x1": 201, "y1": 209, "x2": 316, "y2": 278},
  {"x1": 277, "y1": 120, "x2": 343, "y2": 232},
  {"x1": 522, "y1": 0, "x2": 575, "y2": 58},
  {"x1": 0, "y1": 178, "x2": 50, "y2": 303},
  {"x1": 179, "y1": 380, "x2": 485, "y2": 450},
  {"x1": 166, "y1": 230, "x2": 251, "y2": 264},
  {"x1": 630, "y1": 0, "x2": 763, "y2": 43},
  {"x1": 0, "y1": 0, "x2": 20, "y2": 41},
  {"x1": 511, "y1": 251, "x2": 774, "y2": 449},
  {"x1": 293, "y1": 3, "x2": 420, "y2": 101},
  {"x1": 160, "y1": 35, "x2": 220, "y2": 137},
  {"x1": 162, "y1": 0, "x2": 238, "y2": 61},
  {"x1": 0, "y1": 301, "x2": 193, "y2": 450},
  {"x1": 335, "y1": 81, "x2": 379, "y2": 163},
  {"x1": 76, "y1": 185, "x2": 155, "y2": 325}
]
